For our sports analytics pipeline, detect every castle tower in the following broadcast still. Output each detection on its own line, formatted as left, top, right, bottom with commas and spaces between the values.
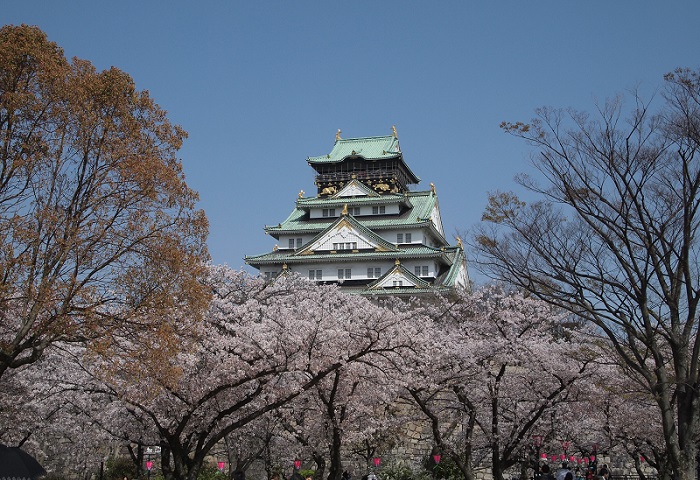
245, 128, 470, 296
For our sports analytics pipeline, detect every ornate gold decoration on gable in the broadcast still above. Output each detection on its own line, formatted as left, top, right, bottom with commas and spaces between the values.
320, 185, 337, 196
341, 204, 348, 216
333, 217, 353, 231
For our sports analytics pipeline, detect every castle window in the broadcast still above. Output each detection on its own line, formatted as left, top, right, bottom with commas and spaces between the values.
338, 268, 352, 280
323, 208, 336, 217
296, 238, 303, 248
397, 233, 403, 243
372, 206, 386, 215
367, 267, 381, 278
392, 280, 403, 287
309, 269, 322, 280
415, 266, 429, 277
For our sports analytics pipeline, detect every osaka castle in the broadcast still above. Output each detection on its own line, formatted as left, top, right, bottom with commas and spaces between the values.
245, 127, 470, 296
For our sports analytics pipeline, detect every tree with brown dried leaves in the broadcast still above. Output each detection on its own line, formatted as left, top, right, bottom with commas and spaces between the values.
0, 25, 209, 381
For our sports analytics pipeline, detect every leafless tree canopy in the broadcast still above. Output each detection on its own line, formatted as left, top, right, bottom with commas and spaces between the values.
474, 68, 700, 480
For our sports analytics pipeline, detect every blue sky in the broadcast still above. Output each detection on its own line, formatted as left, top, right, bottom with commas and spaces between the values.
4, 2, 699, 285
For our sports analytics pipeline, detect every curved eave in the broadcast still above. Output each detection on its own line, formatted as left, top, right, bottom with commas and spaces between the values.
307, 135, 401, 164
245, 247, 454, 267
306, 135, 421, 184
296, 194, 412, 209
307, 151, 402, 164
265, 219, 448, 242
439, 248, 467, 286
267, 191, 444, 236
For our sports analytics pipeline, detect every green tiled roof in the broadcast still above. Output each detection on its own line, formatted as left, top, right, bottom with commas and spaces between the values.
296, 193, 412, 209
267, 190, 442, 236
307, 135, 400, 164
245, 245, 459, 266
440, 248, 467, 286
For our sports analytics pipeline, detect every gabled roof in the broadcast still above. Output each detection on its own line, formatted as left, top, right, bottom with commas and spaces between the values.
333, 179, 380, 198
360, 246, 469, 296
367, 260, 432, 290
307, 135, 401, 164
296, 214, 398, 255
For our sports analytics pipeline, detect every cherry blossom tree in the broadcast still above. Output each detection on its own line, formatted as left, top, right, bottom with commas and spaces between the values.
3, 276, 660, 480
0, 344, 133, 479
276, 302, 417, 480
590, 361, 666, 478
61, 267, 424, 480
405, 286, 599, 480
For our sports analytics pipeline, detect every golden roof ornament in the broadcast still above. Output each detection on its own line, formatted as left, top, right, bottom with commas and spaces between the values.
456, 236, 463, 248
395, 259, 401, 265
273, 244, 278, 251
430, 182, 436, 195
298, 190, 304, 198
392, 125, 398, 138
342, 204, 348, 216
335, 129, 342, 141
